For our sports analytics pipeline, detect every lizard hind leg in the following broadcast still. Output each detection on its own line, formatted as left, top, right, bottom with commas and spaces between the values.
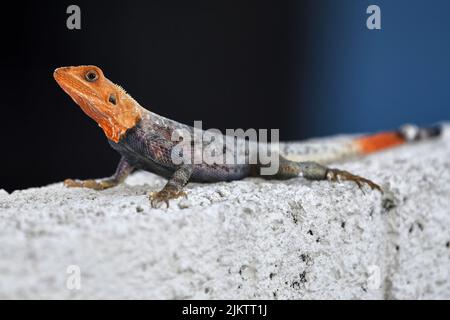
264, 155, 381, 192
297, 161, 382, 192
266, 156, 302, 180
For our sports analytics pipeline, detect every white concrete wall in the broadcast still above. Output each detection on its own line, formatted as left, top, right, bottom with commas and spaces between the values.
0, 127, 449, 299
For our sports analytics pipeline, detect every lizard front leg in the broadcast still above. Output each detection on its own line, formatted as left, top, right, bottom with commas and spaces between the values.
149, 165, 192, 208
64, 157, 134, 190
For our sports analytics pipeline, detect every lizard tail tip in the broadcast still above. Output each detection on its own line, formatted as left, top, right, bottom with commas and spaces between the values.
398, 124, 442, 141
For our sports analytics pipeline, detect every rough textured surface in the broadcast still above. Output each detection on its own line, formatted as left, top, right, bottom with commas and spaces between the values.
1, 127, 449, 299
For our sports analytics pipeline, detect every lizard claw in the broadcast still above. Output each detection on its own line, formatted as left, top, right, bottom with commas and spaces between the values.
148, 187, 187, 208
326, 169, 382, 193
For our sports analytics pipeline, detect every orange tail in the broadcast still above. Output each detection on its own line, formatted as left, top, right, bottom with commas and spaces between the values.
355, 132, 405, 154
284, 124, 442, 165
355, 124, 442, 155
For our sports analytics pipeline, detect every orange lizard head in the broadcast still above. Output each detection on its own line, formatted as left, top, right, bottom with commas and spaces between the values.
54, 65, 143, 143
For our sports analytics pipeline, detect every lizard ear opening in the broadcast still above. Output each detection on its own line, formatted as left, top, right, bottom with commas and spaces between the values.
108, 93, 117, 105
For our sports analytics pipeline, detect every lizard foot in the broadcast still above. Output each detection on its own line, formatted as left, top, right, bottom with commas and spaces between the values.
64, 179, 115, 191
326, 169, 382, 192
148, 187, 187, 208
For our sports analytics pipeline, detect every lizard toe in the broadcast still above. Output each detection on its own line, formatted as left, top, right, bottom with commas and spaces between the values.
148, 188, 187, 208
326, 169, 382, 193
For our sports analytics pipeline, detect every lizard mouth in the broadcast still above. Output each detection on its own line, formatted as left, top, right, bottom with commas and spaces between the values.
54, 67, 108, 120
54, 68, 101, 104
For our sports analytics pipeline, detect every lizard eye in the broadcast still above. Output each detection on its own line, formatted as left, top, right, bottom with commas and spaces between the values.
85, 70, 98, 82
108, 93, 117, 105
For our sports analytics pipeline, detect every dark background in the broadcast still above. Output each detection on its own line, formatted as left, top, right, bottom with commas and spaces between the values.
1, 0, 449, 192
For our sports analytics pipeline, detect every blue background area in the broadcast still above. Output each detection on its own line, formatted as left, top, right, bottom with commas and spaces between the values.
294, 0, 450, 137
2, 0, 450, 191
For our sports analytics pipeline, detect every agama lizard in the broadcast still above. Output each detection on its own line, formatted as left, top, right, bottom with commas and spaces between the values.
54, 65, 442, 208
